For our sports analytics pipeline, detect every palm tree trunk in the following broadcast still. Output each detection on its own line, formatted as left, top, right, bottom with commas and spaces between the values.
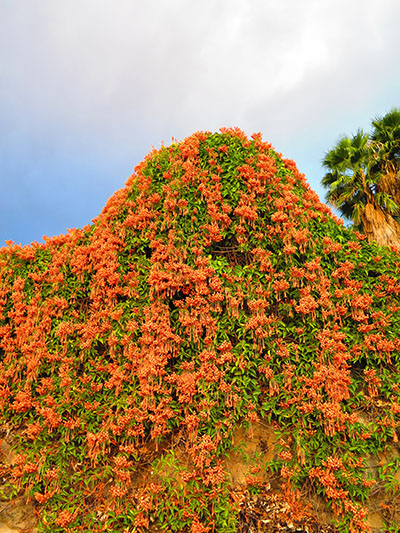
361, 202, 400, 248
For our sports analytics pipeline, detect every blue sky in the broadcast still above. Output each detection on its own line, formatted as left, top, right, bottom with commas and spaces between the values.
1, 0, 400, 246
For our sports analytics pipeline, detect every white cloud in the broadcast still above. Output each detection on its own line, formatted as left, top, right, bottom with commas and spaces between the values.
1, 0, 400, 243
1, 0, 399, 137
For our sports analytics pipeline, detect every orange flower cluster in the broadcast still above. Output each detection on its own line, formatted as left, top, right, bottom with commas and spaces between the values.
1, 128, 399, 531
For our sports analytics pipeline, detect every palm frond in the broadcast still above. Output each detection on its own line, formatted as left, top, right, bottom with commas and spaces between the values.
374, 192, 400, 216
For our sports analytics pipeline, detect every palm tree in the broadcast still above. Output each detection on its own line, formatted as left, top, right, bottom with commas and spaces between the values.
370, 108, 400, 209
322, 125, 400, 248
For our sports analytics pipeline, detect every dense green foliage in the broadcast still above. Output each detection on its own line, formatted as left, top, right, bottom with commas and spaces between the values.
1, 128, 400, 532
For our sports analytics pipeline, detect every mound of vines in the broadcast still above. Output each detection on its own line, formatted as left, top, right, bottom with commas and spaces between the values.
1, 128, 400, 532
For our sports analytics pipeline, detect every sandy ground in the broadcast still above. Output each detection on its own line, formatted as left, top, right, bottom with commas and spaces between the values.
0, 523, 20, 533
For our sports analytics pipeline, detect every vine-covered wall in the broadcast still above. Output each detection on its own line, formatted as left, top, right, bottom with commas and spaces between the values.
1, 129, 400, 532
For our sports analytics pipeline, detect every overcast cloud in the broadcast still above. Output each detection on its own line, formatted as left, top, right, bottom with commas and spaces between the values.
1, 0, 400, 245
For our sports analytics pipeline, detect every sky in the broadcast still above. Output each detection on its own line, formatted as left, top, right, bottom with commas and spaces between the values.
1, 0, 400, 247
